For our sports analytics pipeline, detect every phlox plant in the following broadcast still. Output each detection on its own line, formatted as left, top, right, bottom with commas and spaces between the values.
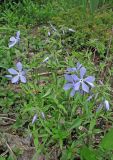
1, 23, 112, 160
64, 63, 95, 96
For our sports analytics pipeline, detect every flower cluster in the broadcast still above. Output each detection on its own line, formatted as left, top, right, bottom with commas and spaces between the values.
64, 63, 95, 97
4, 29, 110, 127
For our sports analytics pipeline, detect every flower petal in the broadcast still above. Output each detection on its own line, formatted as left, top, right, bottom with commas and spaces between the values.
84, 76, 95, 83
80, 67, 86, 79
87, 82, 95, 88
5, 75, 13, 80
104, 100, 110, 111
63, 83, 73, 90
16, 31, 20, 39
67, 67, 76, 72
8, 68, 18, 75
9, 41, 16, 48
76, 62, 82, 70
10, 36, 16, 42
70, 89, 76, 97
74, 81, 80, 91
32, 114, 38, 124
21, 70, 26, 76
72, 74, 79, 81
84, 76, 95, 88
20, 75, 26, 83
64, 74, 73, 82
82, 82, 89, 93
11, 75, 19, 83
16, 62, 22, 71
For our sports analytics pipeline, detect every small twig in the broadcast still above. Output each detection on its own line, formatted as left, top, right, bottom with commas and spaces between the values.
0, 114, 7, 116
0, 117, 16, 122
49, 22, 57, 31
38, 70, 64, 76
38, 72, 52, 76
92, 48, 97, 62
6, 142, 17, 160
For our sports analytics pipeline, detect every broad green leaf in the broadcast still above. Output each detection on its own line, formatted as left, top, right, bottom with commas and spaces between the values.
0, 157, 6, 160
100, 128, 113, 150
80, 146, 97, 160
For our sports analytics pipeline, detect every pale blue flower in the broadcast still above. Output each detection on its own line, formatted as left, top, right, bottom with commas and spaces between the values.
63, 74, 75, 97
48, 31, 51, 36
104, 100, 110, 111
67, 62, 82, 73
6, 62, 26, 84
97, 99, 110, 111
9, 31, 20, 48
32, 114, 38, 124
64, 66, 95, 97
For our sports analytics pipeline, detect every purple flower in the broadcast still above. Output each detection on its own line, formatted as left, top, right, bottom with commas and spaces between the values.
48, 31, 51, 36
5, 62, 26, 84
67, 62, 82, 73
104, 100, 110, 111
64, 67, 95, 97
32, 114, 38, 124
72, 67, 95, 92
97, 99, 110, 112
63, 74, 76, 97
9, 31, 20, 48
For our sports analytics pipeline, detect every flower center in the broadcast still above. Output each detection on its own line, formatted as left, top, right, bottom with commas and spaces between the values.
18, 71, 22, 76
80, 79, 83, 83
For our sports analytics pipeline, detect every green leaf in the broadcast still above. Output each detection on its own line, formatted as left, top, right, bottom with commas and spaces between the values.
42, 88, 52, 98
80, 146, 97, 160
69, 118, 82, 131
82, 0, 87, 11
0, 157, 6, 160
100, 128, 113, 150
88, 119, 96, 134
89, 0, 99, 13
